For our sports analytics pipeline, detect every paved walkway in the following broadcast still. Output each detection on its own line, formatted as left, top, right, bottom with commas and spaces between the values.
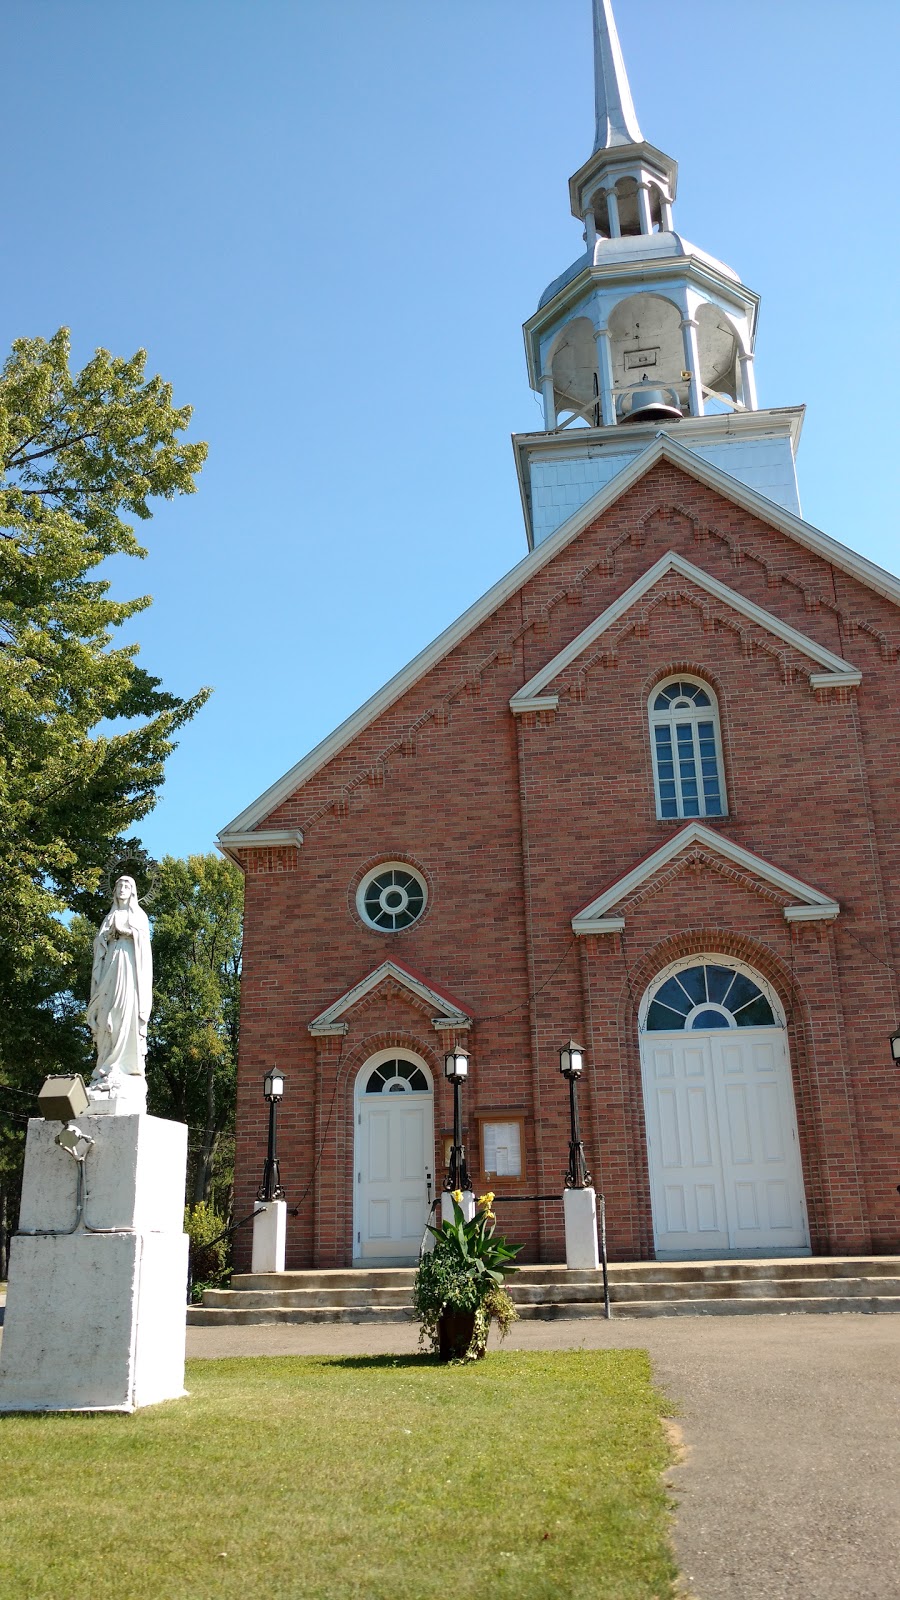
187, 1313, 900, 1600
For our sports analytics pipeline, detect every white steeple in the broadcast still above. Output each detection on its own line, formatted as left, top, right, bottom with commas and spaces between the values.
512, 0, 804, 551
592, 0, 643, 150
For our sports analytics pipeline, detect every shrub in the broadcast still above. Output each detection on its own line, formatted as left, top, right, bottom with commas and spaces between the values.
185, 1201, 230, 1298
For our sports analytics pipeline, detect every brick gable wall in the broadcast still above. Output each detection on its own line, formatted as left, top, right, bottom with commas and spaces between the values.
233, 463, 900, 1265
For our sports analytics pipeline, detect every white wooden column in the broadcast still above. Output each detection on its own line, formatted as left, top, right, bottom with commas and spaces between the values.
583, 209, 597, 255
604, 187, 621, 239
740, 350, 758, 411
660, 195, 674, 231
594, 326, 616, 426
541, 373, 557, 432
637, 183, 653, 235
681, 317, 704, 417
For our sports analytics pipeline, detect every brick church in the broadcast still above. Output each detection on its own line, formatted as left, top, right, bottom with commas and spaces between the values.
221, 1, 900, 1268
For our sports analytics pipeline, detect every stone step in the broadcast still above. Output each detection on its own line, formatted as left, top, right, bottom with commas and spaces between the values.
517, 1296, 900, 1320
228, 1256, 900, 1294
188, 1256, 900, 1327
198, 1274, 900, 1313
189, 1304, 418, 1327
187, 1292, 900, 1328
201, 1286, 416, 1309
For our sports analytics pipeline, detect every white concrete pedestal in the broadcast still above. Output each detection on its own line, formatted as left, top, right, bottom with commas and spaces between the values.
251, 1200, 286, 1273
0, 1113, 188, 1412
564, 1186, 600, 1270
441, 1189, 475, 1225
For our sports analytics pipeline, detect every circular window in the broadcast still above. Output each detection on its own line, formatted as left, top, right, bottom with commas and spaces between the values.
357, 862, 427, 932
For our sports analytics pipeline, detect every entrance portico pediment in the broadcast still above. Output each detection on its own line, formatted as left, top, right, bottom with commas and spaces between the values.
308, 959, 472, 1037
571, 822, 840, 934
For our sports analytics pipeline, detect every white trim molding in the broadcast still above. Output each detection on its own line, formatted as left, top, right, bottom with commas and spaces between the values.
216, 829, 304, 864
220, 433, 898, 838
308, 960, 472, 1036
511, 550, 860, 711
571, 822, 840, 934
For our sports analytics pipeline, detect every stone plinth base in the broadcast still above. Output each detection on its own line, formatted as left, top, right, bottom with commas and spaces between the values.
564, 1186, 600, 1271
252, 1200, 286, 1273
0, 1113, 188, 1413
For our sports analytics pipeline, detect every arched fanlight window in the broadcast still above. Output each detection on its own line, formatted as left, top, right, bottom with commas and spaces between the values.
649, 677, 727, 820
364, 1058, 430, 1094
644, 961, 779, 1032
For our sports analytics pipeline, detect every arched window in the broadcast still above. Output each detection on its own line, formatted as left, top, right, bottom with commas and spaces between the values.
643, 960, 780, 1032
649, 677, 726, 820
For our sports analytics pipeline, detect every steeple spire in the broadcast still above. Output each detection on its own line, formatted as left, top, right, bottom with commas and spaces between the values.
593, 0, 643, 151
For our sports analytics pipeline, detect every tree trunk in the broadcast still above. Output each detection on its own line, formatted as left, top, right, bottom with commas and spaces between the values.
0, 1185, 7, 1282
192, 1060, 218, 1204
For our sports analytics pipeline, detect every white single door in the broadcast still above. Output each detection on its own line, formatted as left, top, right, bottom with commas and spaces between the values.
355, 1056, 434, 1261
641, 1028, 808, 1256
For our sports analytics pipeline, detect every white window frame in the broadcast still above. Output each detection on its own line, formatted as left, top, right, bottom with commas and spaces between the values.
356, 861, 428, 933
648, 675, 728, 821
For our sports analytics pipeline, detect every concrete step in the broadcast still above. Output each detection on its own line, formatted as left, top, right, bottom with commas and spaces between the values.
201, 1286, 415, 1310
187, 1256, 900, 1326
189, 1304, 418, 1327
519, 1296, 900, 1320
515, 1276, 900, 1304
187, 1291, 900, 1327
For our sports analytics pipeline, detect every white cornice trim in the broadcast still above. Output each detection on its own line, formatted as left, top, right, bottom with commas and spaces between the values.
510, 550, 860, 709
220, 434, 900, 835
216, 829, 304, 864
571, 822, 840, 933
307, 960, 472, 1034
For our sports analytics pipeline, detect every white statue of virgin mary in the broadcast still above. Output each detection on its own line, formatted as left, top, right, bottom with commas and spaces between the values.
85, 875, 153, 1106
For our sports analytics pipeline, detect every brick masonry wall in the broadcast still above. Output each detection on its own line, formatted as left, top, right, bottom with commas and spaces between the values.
232, 463, 900, 1266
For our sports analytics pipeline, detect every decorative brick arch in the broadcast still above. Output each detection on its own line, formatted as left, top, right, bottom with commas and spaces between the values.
311, 1024, 445, 1268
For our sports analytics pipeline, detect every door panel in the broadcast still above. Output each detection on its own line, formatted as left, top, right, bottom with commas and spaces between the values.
643, 1037, 730, 1253
642, 1026, 808, 1255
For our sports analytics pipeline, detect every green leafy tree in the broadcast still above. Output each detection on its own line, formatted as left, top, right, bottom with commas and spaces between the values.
0, 327, 208, 1050
146, 854, 243, 1207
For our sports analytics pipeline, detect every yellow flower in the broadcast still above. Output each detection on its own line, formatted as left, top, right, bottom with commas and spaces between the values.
477, 1192, 495, 1208
451, 1189, 463, 1203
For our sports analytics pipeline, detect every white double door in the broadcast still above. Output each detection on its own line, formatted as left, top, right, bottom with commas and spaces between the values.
640, 1028, 809, 1257
355, 1094, 433, 1261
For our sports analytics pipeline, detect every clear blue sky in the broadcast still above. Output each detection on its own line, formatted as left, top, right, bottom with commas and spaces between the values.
2, 1, 897, 861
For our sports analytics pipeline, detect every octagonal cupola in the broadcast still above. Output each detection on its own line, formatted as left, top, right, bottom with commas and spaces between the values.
526, 0, 761, 433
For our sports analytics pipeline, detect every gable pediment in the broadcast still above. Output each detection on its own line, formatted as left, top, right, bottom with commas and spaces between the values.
308, 960, 472, 1036
511, 551, 861, 712
572, 822, 840, 934
220, 433, 896, 844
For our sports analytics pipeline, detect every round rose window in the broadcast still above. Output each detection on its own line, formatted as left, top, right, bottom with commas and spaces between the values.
357, 863, 427, 932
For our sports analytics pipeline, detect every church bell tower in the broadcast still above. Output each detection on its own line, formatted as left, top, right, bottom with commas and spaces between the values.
514, 0, 804, 549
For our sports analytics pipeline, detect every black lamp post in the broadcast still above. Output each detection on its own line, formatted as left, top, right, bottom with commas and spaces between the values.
257, 1068, 286, 1202
443, 1045, 472, 1193
559, 1040, 592, 1190
890, 1029, 900, 1066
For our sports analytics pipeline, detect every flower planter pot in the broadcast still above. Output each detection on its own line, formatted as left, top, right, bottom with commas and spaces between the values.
437, 1309, 484, 1362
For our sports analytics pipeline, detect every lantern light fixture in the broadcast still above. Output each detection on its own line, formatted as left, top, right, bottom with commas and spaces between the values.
890, 1029, 900, 1066
263, 1068, 285, 1103
444, 1046, 469, 1083
559, 1040, 584, 1079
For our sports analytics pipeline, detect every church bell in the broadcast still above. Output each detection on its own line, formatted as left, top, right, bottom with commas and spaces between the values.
618, 375, 684, 425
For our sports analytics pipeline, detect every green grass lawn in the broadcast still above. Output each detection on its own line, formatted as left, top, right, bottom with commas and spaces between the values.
0, 1351, 677, 1600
